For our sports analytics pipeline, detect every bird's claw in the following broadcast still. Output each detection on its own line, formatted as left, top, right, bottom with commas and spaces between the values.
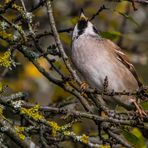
80, 82, 89, 96
132, 99, 147, 119
135, 107, 147, 119
80, 82, 89, 91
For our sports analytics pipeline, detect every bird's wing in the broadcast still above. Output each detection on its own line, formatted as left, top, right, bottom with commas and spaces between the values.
104, 39, 142, 87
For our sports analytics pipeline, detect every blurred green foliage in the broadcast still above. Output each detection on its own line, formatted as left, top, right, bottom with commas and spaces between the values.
123, 128, 146, 148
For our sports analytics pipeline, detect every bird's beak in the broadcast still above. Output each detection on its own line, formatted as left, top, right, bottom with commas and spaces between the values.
79, 10, 88, 21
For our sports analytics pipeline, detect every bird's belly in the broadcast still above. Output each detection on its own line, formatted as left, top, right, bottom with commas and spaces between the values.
72, 49, 137, 92
74, 58, 120, 90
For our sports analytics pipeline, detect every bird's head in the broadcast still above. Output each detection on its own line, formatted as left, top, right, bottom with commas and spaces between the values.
72, 10, 99, 40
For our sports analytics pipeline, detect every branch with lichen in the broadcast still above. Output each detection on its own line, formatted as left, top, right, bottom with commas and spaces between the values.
0, 91, 147, 147
0, 105, 37, 148
0, 93, 103, 147
22, 103, 148, 128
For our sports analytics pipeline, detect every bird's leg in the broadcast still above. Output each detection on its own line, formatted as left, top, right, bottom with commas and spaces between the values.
130, 98, 147, 118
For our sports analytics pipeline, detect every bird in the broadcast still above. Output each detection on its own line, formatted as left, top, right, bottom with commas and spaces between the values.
70, 10, 147, 117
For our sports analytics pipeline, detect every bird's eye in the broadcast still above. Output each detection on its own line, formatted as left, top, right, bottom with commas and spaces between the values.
93, 26, 98, 34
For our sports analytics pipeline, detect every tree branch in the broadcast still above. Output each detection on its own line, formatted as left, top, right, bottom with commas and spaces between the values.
0, 115, 38, 148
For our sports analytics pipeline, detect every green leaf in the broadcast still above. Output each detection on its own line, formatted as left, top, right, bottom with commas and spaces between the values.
123, 130, 139, 145
131, 128, 146, 148
0, 82, 3, 92
123, 128, 146, 148
118, 12, 140, 27
100, 31, 121, 40
141, 101, 148, 110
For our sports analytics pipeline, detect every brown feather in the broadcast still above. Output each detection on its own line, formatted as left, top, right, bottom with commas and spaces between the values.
105, 39, 143, 88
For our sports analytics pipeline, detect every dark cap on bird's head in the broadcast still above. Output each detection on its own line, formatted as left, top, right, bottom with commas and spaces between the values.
72, 9, 99, 40
77, 9, 88, 34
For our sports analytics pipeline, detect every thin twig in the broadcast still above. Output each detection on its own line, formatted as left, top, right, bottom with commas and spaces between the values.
0, 115, 38, 148
45, 0, 81, 85
89, 5, 108, 21
22, 103, 148, 129
107, 129, 132, 148
0, 0, 16, 14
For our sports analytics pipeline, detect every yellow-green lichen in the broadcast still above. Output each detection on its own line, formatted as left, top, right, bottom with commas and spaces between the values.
0, 106, 8, 120
21, 105, 44, 120
0, 30, 13, 40
0, 106, 3, 115
100, 145, 110, 148
14, 126, 25, 140
63, 131, 71, 136
80, 134, 89, 144
48, 121, 61, 136
21, 105, 61, 136
0, 51, 13, 68
12, 4, 23, 12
